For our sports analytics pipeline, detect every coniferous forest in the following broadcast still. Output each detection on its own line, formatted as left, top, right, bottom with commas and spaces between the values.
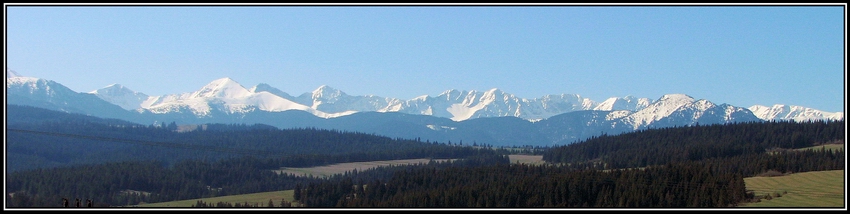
298, 121, 843, 208
4, 105, 846, 208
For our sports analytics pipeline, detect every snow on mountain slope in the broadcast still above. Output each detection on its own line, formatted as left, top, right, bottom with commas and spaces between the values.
250, 83, 297, 101
190, 77, 251, 99
88, 84, 150, 110
6, 69, 77, 100
622, 94, 697, 129
614, 94, 764, 130
7, 76, 70, 98
525, 94, 597, 119
445, 88, 503, 121
7, 68, 22, 78
6, 71, 135, 119
93, 77, 844, 123
311, 85, 343, 106
139, 78, 350, 118
606, 110, 632, 121
749, 104, 845, 122
593, 95, 652, 111
388, 89, 473, 119
294, 85, 403, 114
390, 88, 597, 121
17, 72, 841, 123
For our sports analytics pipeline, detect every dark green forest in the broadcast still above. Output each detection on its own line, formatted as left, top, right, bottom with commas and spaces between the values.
5, 105, 506, 207
4, 105, 846, 208
299, 161, 747, 207
6, 105, 498, 172
296, 120, 844, 208
542, 120, 844, 169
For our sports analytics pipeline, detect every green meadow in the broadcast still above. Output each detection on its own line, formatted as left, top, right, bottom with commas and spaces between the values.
740, 170, 844, 207
133, 190, 298, 208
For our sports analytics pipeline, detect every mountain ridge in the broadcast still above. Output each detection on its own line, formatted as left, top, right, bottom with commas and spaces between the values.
6, 71, 844, 146
7, 70, 843, 123
87, 76, 843, 123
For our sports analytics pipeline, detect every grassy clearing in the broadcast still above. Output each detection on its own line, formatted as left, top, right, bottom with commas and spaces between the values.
508, 155, 545, 165
796, 144, 845, 152
739, 170, 844, 207
132, 190, 297, 208
272, 155, 551, 179
273, 158, 454, 178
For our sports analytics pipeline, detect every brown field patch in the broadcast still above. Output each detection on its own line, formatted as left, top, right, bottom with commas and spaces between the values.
509, 154, 545, 165
273, 158, 454, 178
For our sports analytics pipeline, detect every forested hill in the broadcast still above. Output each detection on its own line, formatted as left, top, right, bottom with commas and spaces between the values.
5, 105, 846, 208
297, 120, 844, 208
543, 120, 844, 170
5, 105, 488, 172
6, 104, 141, 126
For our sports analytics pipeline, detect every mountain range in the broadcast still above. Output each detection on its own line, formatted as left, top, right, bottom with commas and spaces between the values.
6, 68, 844, 146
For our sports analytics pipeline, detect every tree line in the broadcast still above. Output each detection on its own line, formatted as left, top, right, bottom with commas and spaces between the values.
294, 120, 844, 208
298, 161, 748, 207
5, 108, 506, 207
542, 120, 843, 170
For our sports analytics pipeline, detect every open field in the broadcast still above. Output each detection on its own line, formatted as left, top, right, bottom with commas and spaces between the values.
273, 158, 455, 178
508, 154, 545, 165
797, 144, 845, 152
275, 155, 546, 178
133, 190, 297, 208
739, 170, 845, 207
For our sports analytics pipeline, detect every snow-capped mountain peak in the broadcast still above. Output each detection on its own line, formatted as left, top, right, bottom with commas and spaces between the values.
89, 83, 131, 94
593, 95, 653, 111
8, 71, 843, 148
5, 68, 40, 85
139, 77, 354, 118
438, 89, 463, 101
190, 77, 250, 99
249, 83, 273, 93
748, 104, 844, 122
623, 93, 704, 129
7, 68, 22, 78
11, 71, 842, 126
88, 84, 150, 110
658, 93, 695, 103
7, 76, 59, 96
250, 83, 295, 100
693, 99, 716, 111
312, 85, 345, 101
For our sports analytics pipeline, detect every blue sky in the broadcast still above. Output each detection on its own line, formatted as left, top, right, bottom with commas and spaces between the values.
4, 4, 846, 112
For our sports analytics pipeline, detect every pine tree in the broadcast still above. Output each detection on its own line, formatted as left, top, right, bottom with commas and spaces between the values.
294, 183, 302, 201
